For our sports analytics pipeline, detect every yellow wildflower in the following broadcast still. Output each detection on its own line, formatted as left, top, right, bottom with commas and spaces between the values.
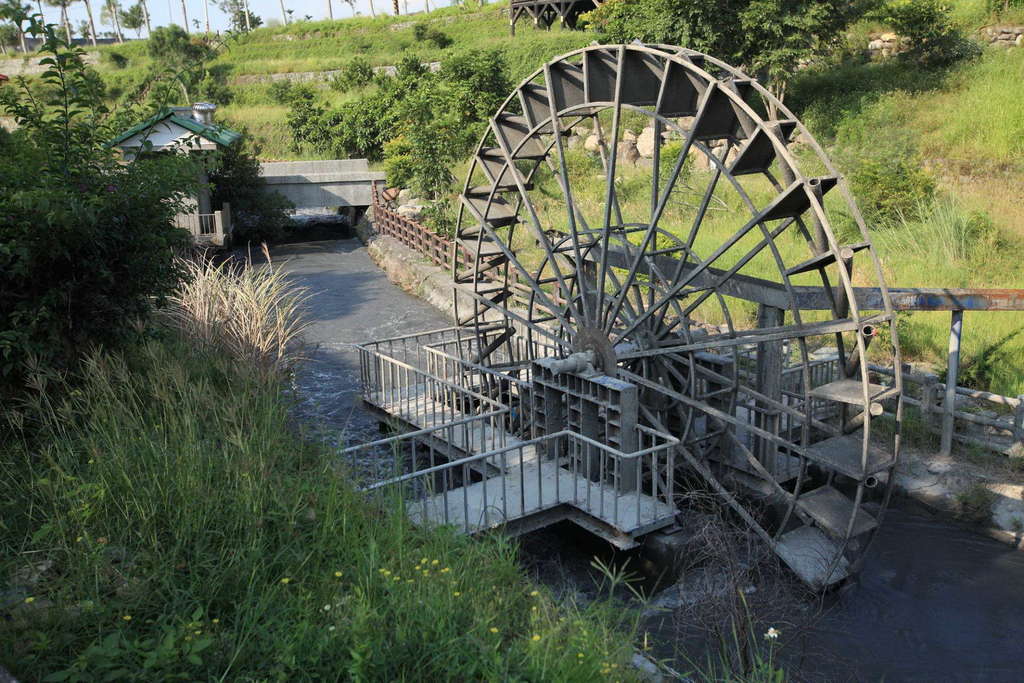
489, 627, 499, 633
431, 559, 439, 566
122, 615, 132, 621
280, 577, 291, 584
453, 591, 462, 597
334, 571, 343, 578
24, 597, 35, 604
212, 619, 220, 624
530, 590, 539, 597
531, 634, 541, 642
441, 567, 450, 573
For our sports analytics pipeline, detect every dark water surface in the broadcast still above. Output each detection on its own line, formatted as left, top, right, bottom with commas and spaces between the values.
278, 238, 1024, 682
791, 505, 1024, 682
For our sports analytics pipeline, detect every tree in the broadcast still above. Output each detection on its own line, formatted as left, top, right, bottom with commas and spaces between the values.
583, 0, 876, 93
0, 2, 31, 52
325, 0, 331, 19
147, 23, 215, 99
100, 0, 124, 42
0, 21, 19, 53
178, 0, 188, 33
81, 0, 98, 45
278, 0, 287, 24
0, 19, 196, 398
119, 1, 144, 36
44, 0, 73, 43
218, 0, 259, 31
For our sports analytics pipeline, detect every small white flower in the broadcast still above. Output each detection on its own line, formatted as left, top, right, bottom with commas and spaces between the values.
323, 604, 331, 611
764, 627, 780, 640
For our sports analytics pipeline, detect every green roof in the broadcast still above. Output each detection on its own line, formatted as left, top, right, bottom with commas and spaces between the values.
109, 107, 242, 148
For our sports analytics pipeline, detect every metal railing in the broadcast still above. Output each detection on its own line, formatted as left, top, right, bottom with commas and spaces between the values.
174, 202, 231, 245
343, 424, 678, 534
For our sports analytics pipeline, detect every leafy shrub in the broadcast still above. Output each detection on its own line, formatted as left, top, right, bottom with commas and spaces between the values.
877, 0, 982, 67
101, 50, 129, 69
329, 56, 375, 93
267, 79, 314, 105
580, 0, 679, 43
0, 23, 195, 400
412, 22, 453, 49
421, 197, 458, 237
847, 156, 936, 224
382, 135, 416, 189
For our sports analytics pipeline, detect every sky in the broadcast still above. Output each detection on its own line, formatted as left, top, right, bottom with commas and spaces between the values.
45, 1, 441, 37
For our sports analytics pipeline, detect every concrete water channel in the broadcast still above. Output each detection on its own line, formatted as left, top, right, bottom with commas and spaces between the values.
270, 236, 1024, 682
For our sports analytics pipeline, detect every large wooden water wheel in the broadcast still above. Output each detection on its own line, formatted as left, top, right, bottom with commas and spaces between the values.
452, 44, 903, 589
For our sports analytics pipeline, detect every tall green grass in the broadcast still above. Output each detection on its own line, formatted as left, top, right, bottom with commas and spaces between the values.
0, 335, 640, 680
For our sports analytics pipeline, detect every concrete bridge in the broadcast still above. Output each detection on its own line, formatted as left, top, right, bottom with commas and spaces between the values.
259, 160, 385, 210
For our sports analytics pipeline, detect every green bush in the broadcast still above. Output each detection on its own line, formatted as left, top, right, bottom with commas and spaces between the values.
101, 50, 129, 69
877, 0, 982, 67
382, 135, 416, 189
267, 79, 314, 105
329, 55, 375, 93
0, 23, 195, 400
412, 22, 453, 49
847, 156, 936, 224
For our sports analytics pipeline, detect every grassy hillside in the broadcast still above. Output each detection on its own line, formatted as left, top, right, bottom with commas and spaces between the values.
83, 1, 1024, 394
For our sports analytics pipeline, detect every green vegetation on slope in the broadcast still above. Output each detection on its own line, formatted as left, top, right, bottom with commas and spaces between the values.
0, 335, 639, 680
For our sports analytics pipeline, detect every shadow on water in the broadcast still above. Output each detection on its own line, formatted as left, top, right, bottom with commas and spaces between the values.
784, 503, 1024, 682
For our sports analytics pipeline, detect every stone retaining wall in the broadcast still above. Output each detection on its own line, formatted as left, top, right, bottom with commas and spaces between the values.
231, 61, 441, 85
981, 24, 1024, 47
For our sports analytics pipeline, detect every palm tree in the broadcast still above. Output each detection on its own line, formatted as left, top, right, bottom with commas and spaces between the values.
324, 0, 331, 20
367, 0, 374, 17
391, 0, 397, 15
100, 0, 123, 42
179, 0, 188, 32
45, 0, 73, 43
81, 0, 98, 45
278, 0, 287, 25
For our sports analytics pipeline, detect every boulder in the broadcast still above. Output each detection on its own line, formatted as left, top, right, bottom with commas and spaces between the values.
636, 127, 657, 158
689, 146, 711, 171
880, 32, 898, 42
566, 134, 584, 150
1017, 33, 1023, 47
617, 140, 641, 165
622, 130, 638, 143
397, 188, 413, 203
584, 134, 603, 153
396, 204, 424, 221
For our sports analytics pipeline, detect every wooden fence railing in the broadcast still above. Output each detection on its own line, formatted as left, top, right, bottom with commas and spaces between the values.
369, 183, 1024, 458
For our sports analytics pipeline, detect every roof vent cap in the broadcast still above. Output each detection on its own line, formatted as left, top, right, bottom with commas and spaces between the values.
192, 102, 216, 125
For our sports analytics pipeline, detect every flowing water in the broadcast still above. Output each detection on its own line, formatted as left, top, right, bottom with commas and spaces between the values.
277, 237, 1024, 682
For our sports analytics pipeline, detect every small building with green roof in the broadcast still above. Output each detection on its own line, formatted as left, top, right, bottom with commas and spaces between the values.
111, 103, 241, 246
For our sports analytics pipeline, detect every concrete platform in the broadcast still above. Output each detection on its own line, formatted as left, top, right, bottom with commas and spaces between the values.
407, 460, 677, 538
